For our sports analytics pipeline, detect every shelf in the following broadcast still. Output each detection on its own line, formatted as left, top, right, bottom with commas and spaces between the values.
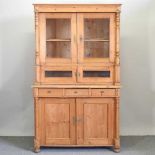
84, 39, 109, 42
46, 39, 71, 42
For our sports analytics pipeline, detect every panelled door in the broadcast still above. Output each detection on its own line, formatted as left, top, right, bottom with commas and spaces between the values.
39, 13, 77, 64
76, 98, 114, 145
42, 98, 76, 145
77, 13, 115, 63
41, 98, 114, 145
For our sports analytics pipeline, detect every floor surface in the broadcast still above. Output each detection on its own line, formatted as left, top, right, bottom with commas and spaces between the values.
0, 136, 154, 155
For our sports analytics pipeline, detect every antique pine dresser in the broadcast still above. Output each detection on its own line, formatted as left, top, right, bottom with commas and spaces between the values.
33, 4, 121, 153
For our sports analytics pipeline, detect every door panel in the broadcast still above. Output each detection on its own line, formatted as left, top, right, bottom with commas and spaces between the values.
78, 65, 114, 84
42, 98, 76, 145
39, 13, 77, 64
41, 65, 76, 84
76, 98, 114, 145
77, 13, 115, 63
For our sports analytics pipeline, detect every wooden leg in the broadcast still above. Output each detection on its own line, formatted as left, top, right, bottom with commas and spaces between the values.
113, 97, 120, 153
34, 96, 41, 153
34, 147, 40, 153
34, 138, 40, 153
113, 147, 120, 153
113, 138, 120, 153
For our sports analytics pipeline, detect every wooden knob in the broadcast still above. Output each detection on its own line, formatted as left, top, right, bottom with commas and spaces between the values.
47, 90, 51, 93
74, 91, 77, 94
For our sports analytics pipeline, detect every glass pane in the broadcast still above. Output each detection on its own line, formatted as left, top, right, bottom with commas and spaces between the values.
46, 42, 70, 58
46, 19, 70, 39
84, 42, 109, 58
45, 71, 72, 77
84, 18, 110, 59
46, 19, 71, 58
84, 18, 109, 40
83, 71, 110, 77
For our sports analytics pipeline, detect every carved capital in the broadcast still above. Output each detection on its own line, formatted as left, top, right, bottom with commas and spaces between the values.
116, 97, 120, 106
35, 12, 39, 28
33, 88, 39, 97
116, 12, 120, 27
36, 51, 39, 56
34, 7, 39, 13
116, 55, 120, 65
116, 89, 120, 97
34, 97, 40, 103
115, 50, 120, 65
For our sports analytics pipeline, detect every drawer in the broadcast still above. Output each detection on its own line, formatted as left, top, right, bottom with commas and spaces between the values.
38, 89, 63, 97
64, 89, 89, 97
91, 89, 116, 97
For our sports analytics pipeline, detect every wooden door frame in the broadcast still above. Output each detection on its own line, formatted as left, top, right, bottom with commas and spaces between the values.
41, 98, 76, 145
77, 64, 114, 84
77, 13, 115, 63
39, 13, 77, 64
40, 65, 77, 84
76, 98, 114, 145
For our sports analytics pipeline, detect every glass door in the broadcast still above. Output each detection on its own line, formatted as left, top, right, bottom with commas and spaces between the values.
77, 65, 114, 84
41, 65, 76, 84
77, 13, 115, 63
39, 13, 77, 64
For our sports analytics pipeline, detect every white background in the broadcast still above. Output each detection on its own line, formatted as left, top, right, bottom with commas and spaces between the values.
0, 0, 155, 136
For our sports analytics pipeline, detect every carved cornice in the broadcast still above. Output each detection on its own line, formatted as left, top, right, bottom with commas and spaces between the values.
33, 4, 121, 13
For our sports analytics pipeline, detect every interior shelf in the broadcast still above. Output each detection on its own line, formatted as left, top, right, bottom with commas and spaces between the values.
46, 39, 71, 42
84, 39, 109, 42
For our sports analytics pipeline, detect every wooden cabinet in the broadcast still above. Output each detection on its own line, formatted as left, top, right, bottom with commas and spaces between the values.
33, 4, 121, 153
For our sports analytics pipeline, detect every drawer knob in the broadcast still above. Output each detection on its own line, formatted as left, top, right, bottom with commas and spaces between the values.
74, 91, 78, 94
47, 90, 51, 93
101, 91, 104, 94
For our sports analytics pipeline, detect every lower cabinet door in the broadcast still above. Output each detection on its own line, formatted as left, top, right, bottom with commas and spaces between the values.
76, 98, 114, 145
42, 98, 76, 145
